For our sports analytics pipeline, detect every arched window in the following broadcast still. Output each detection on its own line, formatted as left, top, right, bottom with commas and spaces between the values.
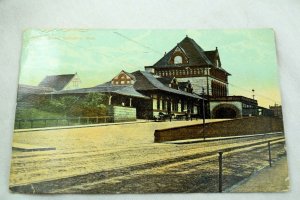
174, 56, 183, 64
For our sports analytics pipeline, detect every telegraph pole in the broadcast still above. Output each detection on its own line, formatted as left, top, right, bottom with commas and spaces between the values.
201, 87, 206, 140
252, 89, 255, 100
252, 89, 256, 116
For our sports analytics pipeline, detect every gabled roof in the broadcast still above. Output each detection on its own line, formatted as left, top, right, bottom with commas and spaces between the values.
38, 74, 76, 91
131, 71, 202, 99
123, 70, 136, 81
152, 36, 213, 67
204, 50, 219, 65
204, 49, 230, 74
112, 70, 136, 81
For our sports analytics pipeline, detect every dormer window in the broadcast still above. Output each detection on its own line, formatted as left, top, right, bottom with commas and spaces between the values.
186, 80, 193, 93
170, 78, 179, 89
174, 56, 183, 64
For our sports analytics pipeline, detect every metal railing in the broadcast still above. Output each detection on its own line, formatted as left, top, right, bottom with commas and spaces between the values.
217, 138, 285, 192
15, 116, 114, 129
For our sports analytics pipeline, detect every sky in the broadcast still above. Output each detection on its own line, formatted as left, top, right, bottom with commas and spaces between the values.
19, 29, 282, 108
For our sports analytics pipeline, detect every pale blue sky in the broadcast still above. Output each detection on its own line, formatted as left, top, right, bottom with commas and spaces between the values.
19, 29, 281, 107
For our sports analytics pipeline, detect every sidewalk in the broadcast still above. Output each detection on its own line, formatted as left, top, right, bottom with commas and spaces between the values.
228, 157, 289, 192
164, 132, 283, 144
14, 119, 227, 133
14, 119, 151, 132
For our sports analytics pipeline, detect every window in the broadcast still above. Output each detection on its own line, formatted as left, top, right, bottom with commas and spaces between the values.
174, 56, 183, 64
72, 81, 79, 87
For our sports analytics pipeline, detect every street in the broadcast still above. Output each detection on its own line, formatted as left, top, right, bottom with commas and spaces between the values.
10, 120, 287, 193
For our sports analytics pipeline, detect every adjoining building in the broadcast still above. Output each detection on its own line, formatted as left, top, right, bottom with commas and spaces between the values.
210, 96, 258, 118
130, 70, 202, 119
16, 73, 81, 110
38, 73, 81, 91
269, 104, 283, 118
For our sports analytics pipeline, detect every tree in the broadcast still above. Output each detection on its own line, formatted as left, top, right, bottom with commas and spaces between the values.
32, 93, 108, 117
81, 93, 107, 117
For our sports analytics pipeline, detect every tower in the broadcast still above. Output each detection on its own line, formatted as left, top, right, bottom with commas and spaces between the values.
145, 36, 231, 97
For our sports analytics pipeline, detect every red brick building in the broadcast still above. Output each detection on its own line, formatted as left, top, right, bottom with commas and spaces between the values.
145, 36, 261, 118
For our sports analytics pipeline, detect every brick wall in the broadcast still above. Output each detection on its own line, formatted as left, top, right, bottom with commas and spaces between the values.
154, 116, 284, 142
108, 106, 136, 122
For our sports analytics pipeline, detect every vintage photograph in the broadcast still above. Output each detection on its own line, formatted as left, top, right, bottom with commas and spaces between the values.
9, 29, 288, 193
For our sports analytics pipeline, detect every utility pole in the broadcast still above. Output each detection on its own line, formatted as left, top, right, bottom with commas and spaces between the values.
206, 67, 210, 118
252, 89, 256, 116
252, 89, 255, 100
201, 87, 206, 140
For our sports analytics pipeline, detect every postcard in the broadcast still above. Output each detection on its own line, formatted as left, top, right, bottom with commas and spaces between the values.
9, 29, 288, 193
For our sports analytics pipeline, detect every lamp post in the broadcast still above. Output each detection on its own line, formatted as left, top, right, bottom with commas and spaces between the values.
201, 87, 206, 140
252, 89, 256, 116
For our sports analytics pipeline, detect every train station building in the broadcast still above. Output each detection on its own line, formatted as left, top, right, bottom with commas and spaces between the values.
145, 35, 262, 118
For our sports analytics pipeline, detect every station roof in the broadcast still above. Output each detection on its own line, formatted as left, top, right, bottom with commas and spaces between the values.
131, 70, 202, 99
52, 83, 150, 99
38, 74, 76, 91
149, 36, 230, 75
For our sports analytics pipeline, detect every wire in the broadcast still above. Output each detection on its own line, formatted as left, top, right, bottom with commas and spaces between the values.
113, 31, 163, 55
229, 83, 279, 104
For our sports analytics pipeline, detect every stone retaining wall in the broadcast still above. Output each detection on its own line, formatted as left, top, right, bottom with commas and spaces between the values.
108, 106, 136, 122
154, 117, 284, 142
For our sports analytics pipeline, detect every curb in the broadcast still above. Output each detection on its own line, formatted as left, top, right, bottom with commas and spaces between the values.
14, 120, 152, 133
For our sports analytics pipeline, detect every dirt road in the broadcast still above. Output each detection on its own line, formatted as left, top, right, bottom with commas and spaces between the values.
9, 120, 287, 193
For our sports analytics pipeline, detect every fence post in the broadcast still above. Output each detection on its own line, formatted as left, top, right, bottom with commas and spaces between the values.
218, 151, 223, 193
44, 119, 46, 127
67, 118, 70, 126
78, 117, 81, 124
18, 120, 21, 129
268, 141, 272, 167
30, 120, 33, 128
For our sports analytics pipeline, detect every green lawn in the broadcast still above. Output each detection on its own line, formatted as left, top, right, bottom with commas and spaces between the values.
14, 108, 109, 129
15, 108, 68, 129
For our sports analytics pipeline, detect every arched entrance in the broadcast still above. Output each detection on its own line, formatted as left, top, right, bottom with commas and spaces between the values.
212, 104, 241, 119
